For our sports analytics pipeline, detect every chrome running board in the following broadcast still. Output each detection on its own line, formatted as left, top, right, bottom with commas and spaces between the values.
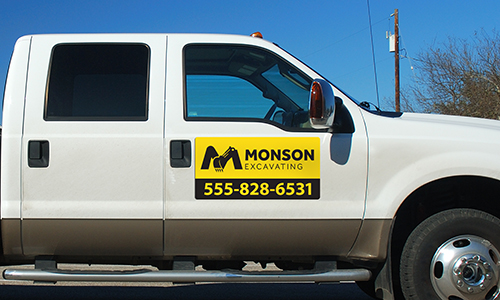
3, 268, 371, 283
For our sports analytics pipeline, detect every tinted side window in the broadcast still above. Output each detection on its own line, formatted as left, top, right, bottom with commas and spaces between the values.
186, 75, 273, 118
184, 44, 313, 130
45, 44, 149, 121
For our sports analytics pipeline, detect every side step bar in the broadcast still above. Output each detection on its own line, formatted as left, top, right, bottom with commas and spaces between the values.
3, 268, 371, 284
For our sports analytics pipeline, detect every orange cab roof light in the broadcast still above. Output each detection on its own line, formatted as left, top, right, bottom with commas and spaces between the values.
251, 32, 263, 38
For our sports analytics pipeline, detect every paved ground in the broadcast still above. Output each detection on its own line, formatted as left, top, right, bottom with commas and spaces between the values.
0, 264, 375, 300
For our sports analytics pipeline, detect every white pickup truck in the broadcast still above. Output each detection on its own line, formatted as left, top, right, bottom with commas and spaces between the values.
2, 33, 500, 300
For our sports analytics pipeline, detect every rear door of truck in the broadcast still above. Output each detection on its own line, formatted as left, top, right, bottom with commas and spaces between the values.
20, 34, 166, 257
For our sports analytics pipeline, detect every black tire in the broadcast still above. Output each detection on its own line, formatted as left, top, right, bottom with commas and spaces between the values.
400, 208, 500, 300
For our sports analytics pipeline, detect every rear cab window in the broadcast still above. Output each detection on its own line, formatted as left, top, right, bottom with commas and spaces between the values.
45, 43, 150, 121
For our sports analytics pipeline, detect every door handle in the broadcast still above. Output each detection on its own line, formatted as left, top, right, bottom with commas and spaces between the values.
28, 140, 49, 168
170, 140, 191, 168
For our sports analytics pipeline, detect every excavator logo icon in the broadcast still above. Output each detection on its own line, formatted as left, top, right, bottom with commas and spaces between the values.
201, 146, 243, 172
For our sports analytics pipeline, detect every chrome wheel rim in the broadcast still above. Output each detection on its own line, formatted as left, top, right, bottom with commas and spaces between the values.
431, 235, 500, 300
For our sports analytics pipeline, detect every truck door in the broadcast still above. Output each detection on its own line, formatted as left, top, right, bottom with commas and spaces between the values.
163, 40, 368, 258
21, 35, 166, 256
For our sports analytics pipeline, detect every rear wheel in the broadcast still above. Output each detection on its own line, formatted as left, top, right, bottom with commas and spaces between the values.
400, 208, 500, 300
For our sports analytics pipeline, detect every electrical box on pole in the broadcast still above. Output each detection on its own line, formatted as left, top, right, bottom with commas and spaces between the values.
389, 34, 396, 52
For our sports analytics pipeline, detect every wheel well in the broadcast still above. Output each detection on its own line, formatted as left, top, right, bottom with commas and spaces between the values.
389, 175, 500, 296
393, 176, 500, 250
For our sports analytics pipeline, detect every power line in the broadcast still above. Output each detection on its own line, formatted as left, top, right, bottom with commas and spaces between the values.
330, 56, 392, 80
303, 16, 387, 58
366, 0, 380, 107
400, 35, 418, 80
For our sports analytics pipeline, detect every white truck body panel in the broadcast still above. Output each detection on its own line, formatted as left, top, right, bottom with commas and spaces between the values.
21, 34, 167, 219
363, 112, 500, 219
1, 36, 31, 219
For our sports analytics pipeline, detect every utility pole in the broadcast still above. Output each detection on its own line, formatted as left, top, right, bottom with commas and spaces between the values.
394, 9, 400, 112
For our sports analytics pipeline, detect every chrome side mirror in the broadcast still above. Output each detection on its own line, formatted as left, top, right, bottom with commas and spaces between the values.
308, 79, 335, 129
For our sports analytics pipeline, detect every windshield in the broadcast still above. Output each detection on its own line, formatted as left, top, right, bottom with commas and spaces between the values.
262, 64, 310, 110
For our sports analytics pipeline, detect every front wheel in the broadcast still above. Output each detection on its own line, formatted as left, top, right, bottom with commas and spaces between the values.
400, 209, 500, 300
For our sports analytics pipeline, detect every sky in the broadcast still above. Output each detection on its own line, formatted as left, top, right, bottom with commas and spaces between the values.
1, 0, 499, 124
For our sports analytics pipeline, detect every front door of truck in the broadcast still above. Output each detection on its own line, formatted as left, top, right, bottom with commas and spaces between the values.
163, 40, 368, 258
21, 35, 166, 256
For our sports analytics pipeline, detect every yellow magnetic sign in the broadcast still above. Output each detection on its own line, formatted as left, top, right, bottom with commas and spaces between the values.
195, 137, 320, 199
